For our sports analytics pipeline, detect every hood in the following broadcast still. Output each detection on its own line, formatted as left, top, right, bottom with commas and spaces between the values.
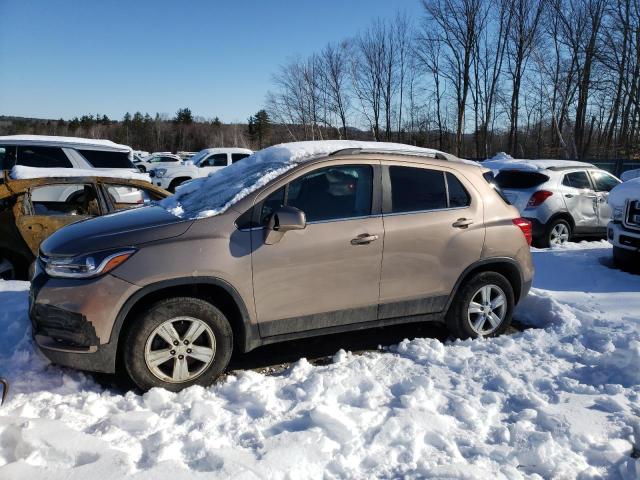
41, 206, 192, 256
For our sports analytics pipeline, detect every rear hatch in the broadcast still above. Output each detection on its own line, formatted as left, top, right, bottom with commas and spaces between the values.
493, 170, 550, 213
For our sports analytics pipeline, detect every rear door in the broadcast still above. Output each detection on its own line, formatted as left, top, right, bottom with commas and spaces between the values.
588, 170, 622, 228
379, 163, 484, 318
15, 183, 103, 255
560, 170, 598, 230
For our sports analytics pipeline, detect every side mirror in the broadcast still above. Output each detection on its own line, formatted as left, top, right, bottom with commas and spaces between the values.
265, 206, 306, 244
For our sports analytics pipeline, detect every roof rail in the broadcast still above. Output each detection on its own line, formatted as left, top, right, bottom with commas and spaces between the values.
329, 147, 438, 159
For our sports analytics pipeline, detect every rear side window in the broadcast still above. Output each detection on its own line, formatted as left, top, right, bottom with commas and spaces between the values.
232, 153, 250, 163
78, 149, 133, 168
590, 171, 620, 192
494, 170, 549, 189
17, 146, 72, 168
562, 171, 592, 189
389, 166, 447, 213
29, 184, 100, 216
446, 173, 470, 207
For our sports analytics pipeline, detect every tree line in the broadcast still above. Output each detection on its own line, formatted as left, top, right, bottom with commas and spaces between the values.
266, 0, 640, 160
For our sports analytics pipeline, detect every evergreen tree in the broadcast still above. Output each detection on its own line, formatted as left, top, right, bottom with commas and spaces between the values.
247, 109, 271, 149
174, 107, 193, 124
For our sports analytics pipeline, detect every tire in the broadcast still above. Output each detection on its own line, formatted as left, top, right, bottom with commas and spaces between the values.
0, 257, 15, 280
445, 272, 515, 339
168, 178, 188, 193
123, 297, 233, 392
537, 218, 571, 248
137, 165, 147, 173
612, 246, 640, 272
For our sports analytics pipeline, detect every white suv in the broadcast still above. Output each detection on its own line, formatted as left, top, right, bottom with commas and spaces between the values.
484, 159, 621, 247
149, 147, 253, 192
0, 135, 136, 175
133, 153, 183, 173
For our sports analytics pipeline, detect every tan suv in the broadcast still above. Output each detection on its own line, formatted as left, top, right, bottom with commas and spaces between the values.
30, 142, 534, 391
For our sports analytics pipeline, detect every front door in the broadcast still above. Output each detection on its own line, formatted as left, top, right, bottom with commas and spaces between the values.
251, 162, 383, 337
589, 170, 622, 228
560, 170, 598, 231
198, 153, 229, 176
379, 164, 485, 317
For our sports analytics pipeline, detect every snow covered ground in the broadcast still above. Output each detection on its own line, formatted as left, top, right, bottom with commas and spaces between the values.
0, 241, 639, 479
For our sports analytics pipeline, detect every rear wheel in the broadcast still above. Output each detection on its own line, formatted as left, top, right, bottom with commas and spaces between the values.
123, 297, 233, 391
446, 272, 514, 339
0, 257, 15, 280
538, 218, 571, 248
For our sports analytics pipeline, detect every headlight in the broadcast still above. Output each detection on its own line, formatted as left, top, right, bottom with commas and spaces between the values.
43, 249, 136, 279
154, 168, 167, 178
612, 206, 623, 222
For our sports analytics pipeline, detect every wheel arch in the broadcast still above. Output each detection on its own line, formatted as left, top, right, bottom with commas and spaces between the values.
547, 211, 575, 230
445, 257, 525, 314
113, 277, 257, 372
168, 177, 192, 192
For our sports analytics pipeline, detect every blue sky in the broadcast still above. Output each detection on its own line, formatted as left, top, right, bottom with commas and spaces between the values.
0, 0, 421, 123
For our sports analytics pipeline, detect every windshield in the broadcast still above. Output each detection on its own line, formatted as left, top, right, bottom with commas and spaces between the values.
160, 155, 293, 218
190, 150, 211, 166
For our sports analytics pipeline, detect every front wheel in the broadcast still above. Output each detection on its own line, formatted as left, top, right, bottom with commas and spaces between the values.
612, 246, 640, 272
446, 272, 514, 339
123, 297, 233, 391
0, 257, 15, 280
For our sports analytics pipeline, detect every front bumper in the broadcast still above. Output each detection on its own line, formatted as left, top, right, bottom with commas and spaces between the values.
29, 261, 139, 373
608, 221, 640, 252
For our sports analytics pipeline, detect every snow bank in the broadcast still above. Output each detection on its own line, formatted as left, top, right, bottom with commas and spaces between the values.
621, 168, 640, 182
482, 158, 594, 174
161, 141, 444, 219
11, 166, 150, 183
1, 243, 639, 478
609, 177, 640, 208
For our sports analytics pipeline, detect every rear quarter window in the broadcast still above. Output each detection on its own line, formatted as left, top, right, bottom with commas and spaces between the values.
494, 170, 549, 189
78, 149, 134, 168
17, 146, 72, 168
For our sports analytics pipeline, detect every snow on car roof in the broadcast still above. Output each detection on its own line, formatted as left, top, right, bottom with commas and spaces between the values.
11, 165, 150, 182
0, 135, 132, 152
161, 140, 451, 219
483, 157, 595, 173
608, 176, 640, 208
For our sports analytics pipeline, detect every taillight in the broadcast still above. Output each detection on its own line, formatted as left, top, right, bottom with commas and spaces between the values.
513, 217, 532, 246
526, 190, 553, 208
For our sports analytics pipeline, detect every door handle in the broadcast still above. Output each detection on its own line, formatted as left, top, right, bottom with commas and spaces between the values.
452, 218, 474, 229
351, 233, 379, 245
565, 194, 574, 198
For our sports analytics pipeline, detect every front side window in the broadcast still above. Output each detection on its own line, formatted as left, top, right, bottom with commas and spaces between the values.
78, 149, 133, 168
29, 184, 100, 216
563, 171, 592, 190
201, 154, 228, 167
590, 171, 620, 192
17, 146, 72, 168
389, 166, 447, 213
260, 165, 373, 224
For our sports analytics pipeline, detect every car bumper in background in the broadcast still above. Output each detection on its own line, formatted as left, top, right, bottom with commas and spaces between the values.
608, 222, 640, 251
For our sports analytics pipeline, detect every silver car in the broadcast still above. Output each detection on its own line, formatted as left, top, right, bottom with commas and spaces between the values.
487, 160, 621, 247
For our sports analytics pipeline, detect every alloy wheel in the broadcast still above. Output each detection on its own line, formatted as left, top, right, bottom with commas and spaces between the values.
549, 223, 570, 246
467, 284, 507, 336
144, 317, 216, 383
